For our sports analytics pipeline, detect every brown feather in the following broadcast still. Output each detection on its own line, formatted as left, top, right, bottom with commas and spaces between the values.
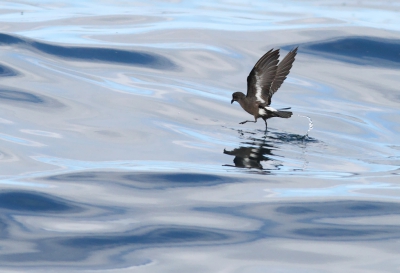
268, 47, 298, 104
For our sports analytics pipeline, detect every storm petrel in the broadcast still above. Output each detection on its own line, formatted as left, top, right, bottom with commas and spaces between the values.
231, 47, 297, 129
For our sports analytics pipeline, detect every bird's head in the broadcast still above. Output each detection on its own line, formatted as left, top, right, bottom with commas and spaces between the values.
231, 92, 245, 104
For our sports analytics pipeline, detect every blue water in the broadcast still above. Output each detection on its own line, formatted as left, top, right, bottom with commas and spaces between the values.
1, 0, 400, 271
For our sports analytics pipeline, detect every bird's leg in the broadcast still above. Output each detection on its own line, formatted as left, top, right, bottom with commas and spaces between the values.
263, 119, 268, 132
239, 120, 256, 124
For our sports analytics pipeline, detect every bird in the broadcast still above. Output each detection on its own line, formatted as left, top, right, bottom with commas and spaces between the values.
231, 47, 298, 130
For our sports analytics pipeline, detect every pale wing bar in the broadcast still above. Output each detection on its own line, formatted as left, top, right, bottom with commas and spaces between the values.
246, 49, 280, 104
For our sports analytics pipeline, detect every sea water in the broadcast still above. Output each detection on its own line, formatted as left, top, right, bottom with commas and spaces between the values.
0, 0, 400, 272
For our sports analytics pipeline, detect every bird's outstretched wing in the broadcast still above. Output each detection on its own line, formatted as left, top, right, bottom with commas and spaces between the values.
267, 47, 298, 105
246, 49, 280, 105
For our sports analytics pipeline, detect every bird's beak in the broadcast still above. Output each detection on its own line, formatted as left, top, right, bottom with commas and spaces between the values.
231, 99, 234, 104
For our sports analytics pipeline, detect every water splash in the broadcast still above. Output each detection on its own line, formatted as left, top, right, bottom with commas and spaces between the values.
298, 114, 313, 137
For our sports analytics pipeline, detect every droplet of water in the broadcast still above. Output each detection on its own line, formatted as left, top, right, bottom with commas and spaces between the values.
298, 115, 313, 137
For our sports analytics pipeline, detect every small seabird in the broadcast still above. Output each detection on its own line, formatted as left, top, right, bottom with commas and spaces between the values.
231, 47, 298, 129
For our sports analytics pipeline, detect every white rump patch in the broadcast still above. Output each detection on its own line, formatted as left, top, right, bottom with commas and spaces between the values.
265, 106, 277, 112
255, 74, 265, 103
258, 108, 266, 115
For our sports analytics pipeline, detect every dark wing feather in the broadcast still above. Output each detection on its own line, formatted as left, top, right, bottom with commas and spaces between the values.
246, 49, 280, 104
267, 47, 298, 104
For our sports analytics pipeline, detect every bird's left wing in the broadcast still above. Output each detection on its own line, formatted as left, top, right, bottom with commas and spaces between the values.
267, 47, 298, 104
246, 49, 280, 105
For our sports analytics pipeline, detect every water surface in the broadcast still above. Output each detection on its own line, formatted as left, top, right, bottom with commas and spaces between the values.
0, 0, 400, 272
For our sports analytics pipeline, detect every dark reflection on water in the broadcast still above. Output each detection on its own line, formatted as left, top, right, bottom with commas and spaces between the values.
277, 200, 400, 240
268, 131, 318, 144
0, 64, 18, 77
197, 200, 400, 241
224, 130, 317, 171
124, 173, 235, 188
62, 227, 228, 249
275, 201, 400, 216
0, 226, 235, 263
0, 191, 81, 213
0, 33, 177, 69
2, 187, 400, 266
294, 228, 377, 238
0, 220, 6, 238
46, 172, 238, 189
348, 203, 382, 211
276, 206, 314, 215
0, 86, 65, 111
0, 89, 44, 104
0, 88, 64, 108
292, 36, 400, 68
47, 172, 98, 181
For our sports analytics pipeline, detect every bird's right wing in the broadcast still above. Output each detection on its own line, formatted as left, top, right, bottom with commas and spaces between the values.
246, 49, 280, 105
267, 47, 298, 104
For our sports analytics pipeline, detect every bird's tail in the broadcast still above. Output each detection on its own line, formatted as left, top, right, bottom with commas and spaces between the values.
275, 110, 293, 118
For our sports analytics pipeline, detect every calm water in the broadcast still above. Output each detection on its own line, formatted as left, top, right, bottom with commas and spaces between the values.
1, 0, 400, 272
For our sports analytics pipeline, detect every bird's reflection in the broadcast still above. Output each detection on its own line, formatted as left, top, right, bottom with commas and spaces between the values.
224, 132, 282, 171
223, 129, 317, 172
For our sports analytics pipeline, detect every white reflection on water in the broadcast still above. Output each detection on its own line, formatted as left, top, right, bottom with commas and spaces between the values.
20, 129, 62, 138
270, 183, 400, 199
33, 156, 230, 173
0, 133, 45, 146
7, 1, 400, 35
